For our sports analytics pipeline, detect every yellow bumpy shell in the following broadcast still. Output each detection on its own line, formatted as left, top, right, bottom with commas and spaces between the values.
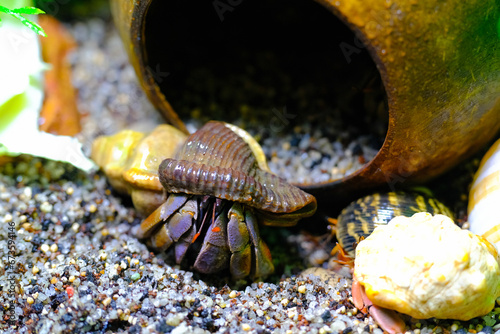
354, 212, 500, 320
91, 124, 187, 215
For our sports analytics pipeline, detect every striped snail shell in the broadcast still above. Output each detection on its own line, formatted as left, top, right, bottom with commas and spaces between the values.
336, 191, 454, 257
158, 121, 317, 219
468, 138, 500, 248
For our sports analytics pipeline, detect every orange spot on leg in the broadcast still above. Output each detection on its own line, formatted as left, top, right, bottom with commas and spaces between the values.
192, 233, 201, 243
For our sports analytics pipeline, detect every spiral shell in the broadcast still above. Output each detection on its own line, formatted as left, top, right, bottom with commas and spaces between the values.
337, 191, 454, 257
158, 121, 317, 217
468, 138, 500, 248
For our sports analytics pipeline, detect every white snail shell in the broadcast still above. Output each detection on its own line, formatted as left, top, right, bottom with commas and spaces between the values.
468, 138, 500, 248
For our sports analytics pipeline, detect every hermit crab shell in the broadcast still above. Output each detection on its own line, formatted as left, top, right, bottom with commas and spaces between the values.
354, 212, 500, 320
91, 124, 187, 215
158, 121, 317, 221
469, 138, 500, 248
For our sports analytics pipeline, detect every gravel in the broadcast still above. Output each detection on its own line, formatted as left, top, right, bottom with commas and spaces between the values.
0, 157, 369, 334
1, 18, 500, 334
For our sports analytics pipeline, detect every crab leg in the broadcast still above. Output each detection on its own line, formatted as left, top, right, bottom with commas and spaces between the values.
137, 193, 189, 239
150, 225, 173, 252
352, 279, 406, 334
137, 193, 198, 260
162, 199, 198, 263
174, 225, 196, 264
225, 203, 274, 279
193, 212, 230, 274
227, 203, 253, 279
244, 208, 274, 279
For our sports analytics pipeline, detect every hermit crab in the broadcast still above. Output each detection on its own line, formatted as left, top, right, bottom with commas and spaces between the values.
92, 121, 317, 279
352, 213, 500, 334
329, 192, 454, 332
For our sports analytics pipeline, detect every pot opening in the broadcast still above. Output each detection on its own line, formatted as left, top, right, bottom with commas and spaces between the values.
144, 0, 388, 186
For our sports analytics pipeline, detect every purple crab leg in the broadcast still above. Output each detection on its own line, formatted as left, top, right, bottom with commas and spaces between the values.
193, 213, 230, 274
227, 204, 252, 279
167, 199, 197, 241
137, 193, 189, 239
174, 226, 196, 264
157, 199, 198, 263
244, 209, 274, 278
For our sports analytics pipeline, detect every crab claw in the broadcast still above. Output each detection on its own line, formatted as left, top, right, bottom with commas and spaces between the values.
352, 279, 406, 334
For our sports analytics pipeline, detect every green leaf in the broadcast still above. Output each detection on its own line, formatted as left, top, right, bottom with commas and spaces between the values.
11, 7, 45, 15
0, 5, 46, 37
0, 5, 13, 15
9, 12, 46, 36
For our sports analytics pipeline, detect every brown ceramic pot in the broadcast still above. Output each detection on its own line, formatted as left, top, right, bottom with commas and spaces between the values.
110, 0, 500, 203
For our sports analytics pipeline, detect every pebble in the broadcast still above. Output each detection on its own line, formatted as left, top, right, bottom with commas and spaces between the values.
241, 324, 251, 331
88, 204, 97, 213
66, 286, 74, 298
23, 187, 32, 200
40, 202, 53, 213
40, 244, 50, 253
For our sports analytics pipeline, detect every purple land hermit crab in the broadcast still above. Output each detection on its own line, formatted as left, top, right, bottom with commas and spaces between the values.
92, 121, 317, 279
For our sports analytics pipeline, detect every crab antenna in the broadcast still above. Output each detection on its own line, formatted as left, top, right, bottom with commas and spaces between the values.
210, 199, 222, 233
192, 198, 212, 243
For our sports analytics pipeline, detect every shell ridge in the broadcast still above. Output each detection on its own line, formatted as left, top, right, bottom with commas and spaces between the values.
177, 121, 261, 173
217, 130, 244, 169
212, 125, 257, 172
254, 169, 314, 212
158, 122, 316, 214
206, 126, 234, 167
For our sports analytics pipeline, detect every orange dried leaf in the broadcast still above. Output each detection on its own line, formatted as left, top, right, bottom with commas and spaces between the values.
38, 15, 80, 136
